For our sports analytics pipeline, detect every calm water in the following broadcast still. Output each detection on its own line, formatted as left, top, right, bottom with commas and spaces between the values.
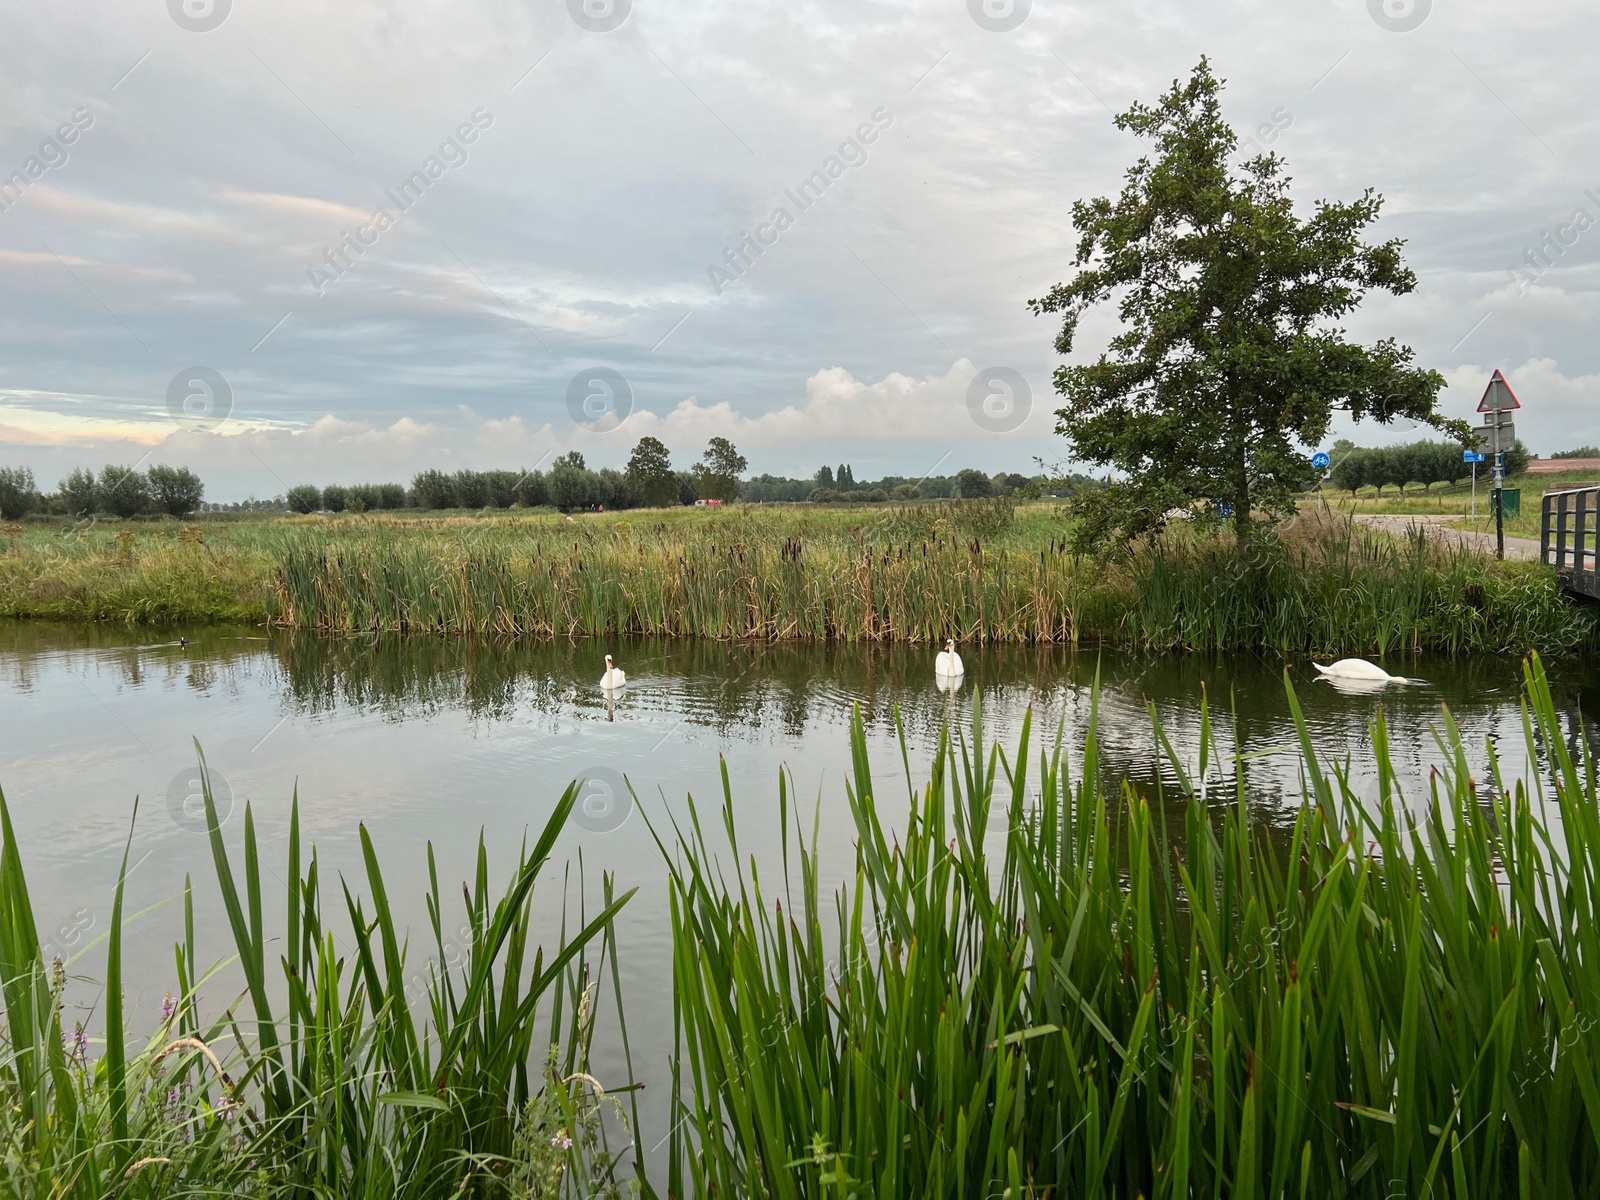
2, 621, 1596, 1155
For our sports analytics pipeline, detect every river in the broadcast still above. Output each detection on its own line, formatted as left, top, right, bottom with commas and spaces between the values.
1, 621, 1594, 1157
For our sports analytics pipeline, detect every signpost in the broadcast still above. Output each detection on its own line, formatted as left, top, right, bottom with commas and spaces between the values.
1464, 450, 1485, 522
1477, 369, 1522, 559
1312, 451, 1331, 509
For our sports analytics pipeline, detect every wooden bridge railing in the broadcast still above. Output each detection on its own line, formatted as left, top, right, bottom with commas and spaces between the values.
1542, 486, 1600, 600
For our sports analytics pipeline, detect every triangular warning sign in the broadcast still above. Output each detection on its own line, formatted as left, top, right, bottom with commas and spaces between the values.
1477, 369, 1521, 413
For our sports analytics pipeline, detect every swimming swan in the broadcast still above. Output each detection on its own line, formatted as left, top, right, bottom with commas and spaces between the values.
1312, 659, 1413, 686
935, 638, 964, 678
599, 654, 627, 690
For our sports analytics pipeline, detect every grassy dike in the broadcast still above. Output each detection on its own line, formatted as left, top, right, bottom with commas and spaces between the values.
1, 658, 1597, 1195
1, 502, 1592, 654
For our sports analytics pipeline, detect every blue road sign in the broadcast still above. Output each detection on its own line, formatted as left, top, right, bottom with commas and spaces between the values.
1312, 452, 1331, 470
1463, 451, 1485, 463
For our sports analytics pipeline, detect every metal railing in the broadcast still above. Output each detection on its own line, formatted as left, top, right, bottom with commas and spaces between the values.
1542, 486, 1600, 598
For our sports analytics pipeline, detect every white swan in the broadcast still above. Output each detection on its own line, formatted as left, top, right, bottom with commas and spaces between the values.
1312, 659, 1413, 686
934, 638, 964, 678
599, 653, 627, 690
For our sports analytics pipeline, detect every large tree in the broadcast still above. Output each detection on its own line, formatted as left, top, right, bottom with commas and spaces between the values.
59, 467, 98, 516
409, 469, 458, 510
954, 468, 994, 499
147, 465, 204, 516
693, 437, 747, 502
0, 467, 37, 520
98, 464, 152, 519
1030, 59, 1462, 551
548, 461, 594, 512
626, 436, 677, 507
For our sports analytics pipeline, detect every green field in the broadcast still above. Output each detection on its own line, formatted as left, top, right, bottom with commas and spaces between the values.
1323, 468, 1598, 542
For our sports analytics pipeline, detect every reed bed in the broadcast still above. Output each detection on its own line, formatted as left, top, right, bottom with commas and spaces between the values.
659, 655, 1600, 1198
1, 503, 1587, 652
0, 761, 640, 1197
271, 508, 1589, 654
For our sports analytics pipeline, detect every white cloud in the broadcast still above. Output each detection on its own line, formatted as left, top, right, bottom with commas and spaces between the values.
614, 359, 1052, 448
1, 359, 1067, 495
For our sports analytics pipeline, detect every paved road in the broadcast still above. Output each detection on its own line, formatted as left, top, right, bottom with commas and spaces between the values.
1351, 513, 1545, 562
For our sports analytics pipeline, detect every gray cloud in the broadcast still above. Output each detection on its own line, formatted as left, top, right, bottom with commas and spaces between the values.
1, 0, 1598, 498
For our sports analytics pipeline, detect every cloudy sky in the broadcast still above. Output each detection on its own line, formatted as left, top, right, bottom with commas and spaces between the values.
1, 0, 1597, 499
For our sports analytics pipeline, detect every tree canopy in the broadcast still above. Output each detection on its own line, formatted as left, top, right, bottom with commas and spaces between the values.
693, 437, 748, 502
626, 436, 677, 507
1327, 441, 1476, 497
147, 465, 205, 516
1030, 58, 1463, 550
0, 467, 37, 520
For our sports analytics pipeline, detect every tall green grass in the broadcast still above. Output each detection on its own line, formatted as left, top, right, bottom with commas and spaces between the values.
0, 757, 639, 1197
272, 509, 1590, 653
1128, 519, 1590, 654
659, 655, 1600, 1197
4, 654, 1600, 1195
1, 504, 1588, 652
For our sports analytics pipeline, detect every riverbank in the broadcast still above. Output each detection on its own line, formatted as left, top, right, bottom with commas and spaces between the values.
0, 503, 1592, 653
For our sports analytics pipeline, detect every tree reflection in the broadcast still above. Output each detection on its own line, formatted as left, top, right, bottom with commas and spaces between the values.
1, 622, 1589, 830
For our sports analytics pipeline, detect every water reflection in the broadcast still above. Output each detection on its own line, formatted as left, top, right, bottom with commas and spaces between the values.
4, 622, 1593, 822
3, 621, 1596, 1176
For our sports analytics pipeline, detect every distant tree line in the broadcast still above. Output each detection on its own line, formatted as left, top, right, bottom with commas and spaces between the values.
1551, 445, 1600, 460
789, 466, 1053, 504
1327, 438, 1530, 497
282, 437, 1070, 514
1, 434, 1076, 522
0, 464, 204, 520
284, 438, 751, 515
